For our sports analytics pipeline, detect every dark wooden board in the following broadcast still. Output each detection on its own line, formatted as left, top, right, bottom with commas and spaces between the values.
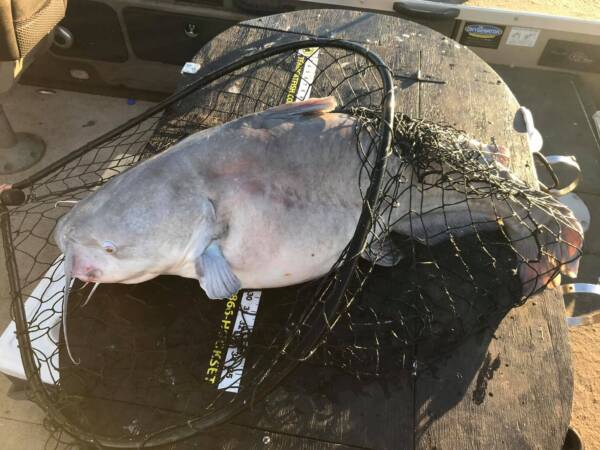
414, 32, 573, 450
167, 422, 364, 450
162, 9, 572, 450
175, 12, 421, 449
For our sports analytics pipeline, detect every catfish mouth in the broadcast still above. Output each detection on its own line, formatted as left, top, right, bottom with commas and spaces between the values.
73, 270, 158, 285
71, 269, 102, 283
68, 251, 159, 285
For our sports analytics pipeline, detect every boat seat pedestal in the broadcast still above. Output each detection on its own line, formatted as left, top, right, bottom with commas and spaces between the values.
0, 103, 45, 174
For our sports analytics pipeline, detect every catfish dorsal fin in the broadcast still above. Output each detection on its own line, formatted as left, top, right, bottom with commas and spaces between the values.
261, 97, 337, 120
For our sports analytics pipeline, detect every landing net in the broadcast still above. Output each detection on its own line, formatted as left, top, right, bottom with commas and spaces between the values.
0, 38, 581, 447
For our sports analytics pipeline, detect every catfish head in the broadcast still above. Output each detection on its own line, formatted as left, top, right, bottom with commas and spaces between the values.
55, 172, 241, 296
54, 169, 241, 363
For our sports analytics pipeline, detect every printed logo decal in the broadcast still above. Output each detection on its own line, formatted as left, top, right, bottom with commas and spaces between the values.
464, 24, 504, 39
460, 23, 506, 49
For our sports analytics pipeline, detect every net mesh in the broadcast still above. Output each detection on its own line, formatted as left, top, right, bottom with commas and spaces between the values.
314, 110, 582, 377
0, 39, 582, 447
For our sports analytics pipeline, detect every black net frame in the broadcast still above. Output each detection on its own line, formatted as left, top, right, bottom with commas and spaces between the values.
0, 38, 396, 448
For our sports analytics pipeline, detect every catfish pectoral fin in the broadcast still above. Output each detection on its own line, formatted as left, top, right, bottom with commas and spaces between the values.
196, 242, 241, 300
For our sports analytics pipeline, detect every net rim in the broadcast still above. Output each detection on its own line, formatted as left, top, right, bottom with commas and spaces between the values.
1, 37, 396, 448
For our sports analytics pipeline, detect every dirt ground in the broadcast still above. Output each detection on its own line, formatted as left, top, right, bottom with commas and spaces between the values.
459, 0, 600, 20
570, 325, 600, 449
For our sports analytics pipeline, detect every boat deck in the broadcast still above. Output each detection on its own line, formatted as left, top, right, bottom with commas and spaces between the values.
0, 63, 598, 449
0, 86, 154, 448
495, 65, 600, 315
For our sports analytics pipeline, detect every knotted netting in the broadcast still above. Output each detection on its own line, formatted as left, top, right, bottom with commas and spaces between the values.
0, 37, 582, 448
315, 110, 583, 377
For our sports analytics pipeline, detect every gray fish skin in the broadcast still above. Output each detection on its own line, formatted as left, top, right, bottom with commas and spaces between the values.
55, 98, 365, 298
55, 97, 582, 300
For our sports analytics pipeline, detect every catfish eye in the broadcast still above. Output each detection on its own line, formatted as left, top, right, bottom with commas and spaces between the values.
102, 241, 117, 254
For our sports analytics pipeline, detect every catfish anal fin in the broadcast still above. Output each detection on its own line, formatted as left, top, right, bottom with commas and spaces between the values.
362, 235, 404, 267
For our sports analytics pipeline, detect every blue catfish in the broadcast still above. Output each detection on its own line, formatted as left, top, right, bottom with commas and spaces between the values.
55, 97, 582, 359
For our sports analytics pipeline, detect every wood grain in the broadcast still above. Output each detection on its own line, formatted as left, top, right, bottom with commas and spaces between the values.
167, 9, 572, 450
414, 20, 571, 450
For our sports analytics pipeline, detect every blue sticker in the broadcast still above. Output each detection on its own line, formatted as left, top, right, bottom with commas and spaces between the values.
460, 23, 506, 49
465, 24, 504, 37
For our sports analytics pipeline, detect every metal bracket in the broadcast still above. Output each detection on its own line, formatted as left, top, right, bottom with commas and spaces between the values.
535, 153, 581, 196
562, 283, 600, 327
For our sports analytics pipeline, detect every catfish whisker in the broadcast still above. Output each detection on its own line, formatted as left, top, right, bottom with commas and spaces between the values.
62, 253, 80, 365
74, 281, 90, 291
82, 283, 100, 307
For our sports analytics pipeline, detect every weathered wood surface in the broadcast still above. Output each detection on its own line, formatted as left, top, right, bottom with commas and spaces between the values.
169, 9, 572, 450
414, 31, 572, 450
167, 422, 363, 449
